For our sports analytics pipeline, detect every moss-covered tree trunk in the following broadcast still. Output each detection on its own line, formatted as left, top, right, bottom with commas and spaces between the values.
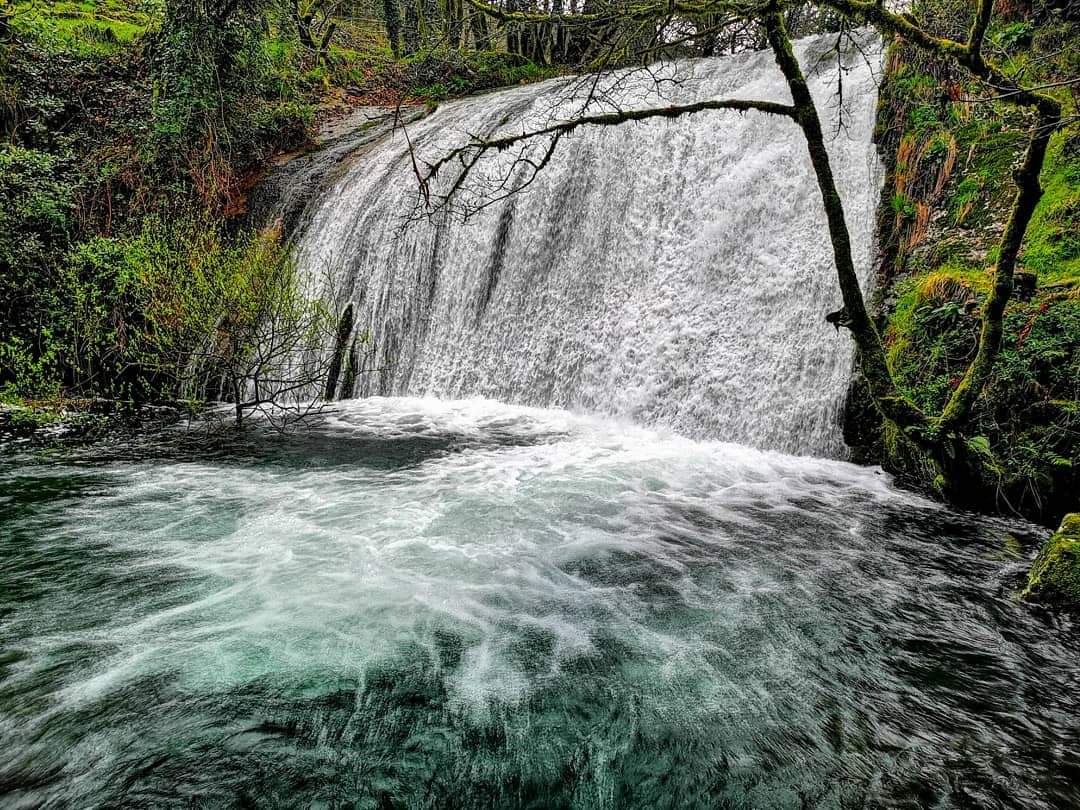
383, 0, 402, 56
763, 8, 930, 438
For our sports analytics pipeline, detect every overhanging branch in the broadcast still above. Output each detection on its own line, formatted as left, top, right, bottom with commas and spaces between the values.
418, 96, 796, 214
816, 0, 1062, 116
463, 0, 740, 25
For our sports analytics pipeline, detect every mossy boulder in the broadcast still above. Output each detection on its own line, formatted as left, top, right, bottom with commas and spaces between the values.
1022, 514, 1080, 606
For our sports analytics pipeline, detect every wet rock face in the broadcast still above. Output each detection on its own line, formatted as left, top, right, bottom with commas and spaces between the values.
244, 106, 425, 239
1023, 514, 1080, 607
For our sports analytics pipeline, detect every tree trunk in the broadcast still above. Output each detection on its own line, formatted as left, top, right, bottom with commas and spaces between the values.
324, 304, 354, 401
403, 0, 420, 53
232, 377, 243, 428
317, 20, 337, 60
469, 9, 491, 50
444, 0, 464, 47
422, 0, 440, 45
383, 0, 401, 56
763, 10, 929, 437
294, 1, 317, 48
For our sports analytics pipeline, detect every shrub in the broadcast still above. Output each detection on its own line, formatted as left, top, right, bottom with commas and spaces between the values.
55, 217, 332, 415
0, 144, 73, 354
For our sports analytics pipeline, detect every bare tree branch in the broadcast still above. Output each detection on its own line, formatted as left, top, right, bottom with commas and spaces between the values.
414, 95, 796, 217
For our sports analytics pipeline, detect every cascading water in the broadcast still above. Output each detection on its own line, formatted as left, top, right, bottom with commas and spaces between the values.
292, 31, 885, 456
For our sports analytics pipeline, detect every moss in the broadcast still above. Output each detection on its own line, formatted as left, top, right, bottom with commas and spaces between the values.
885, 264, 989, 413
1020, 134, 1080, 286
882, 273, 1080, 517
1022, 514, 1080, 606
947, 120, 1027, 229
11, 0, 150, 56
858, 2, 1080, 522
909, 102, 944, 136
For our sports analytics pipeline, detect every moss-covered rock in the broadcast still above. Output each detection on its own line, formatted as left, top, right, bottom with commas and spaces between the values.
1022, 514, 1080, 606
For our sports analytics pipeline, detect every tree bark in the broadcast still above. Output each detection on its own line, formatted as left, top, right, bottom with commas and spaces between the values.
383, 0, 402, 56
403, 1, 420, 53
232, 377, 243, 428
762, 9, 929, 436
294, 0, 317, 48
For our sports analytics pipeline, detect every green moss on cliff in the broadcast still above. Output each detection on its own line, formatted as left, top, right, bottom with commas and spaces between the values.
1022, 514, 1080, 606
9, 0, 151, 56
859, 4, 1080, 522
1022, 138, 1080, 286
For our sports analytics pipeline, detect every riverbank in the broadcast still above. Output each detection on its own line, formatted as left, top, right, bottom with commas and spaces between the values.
0, 398, 191, 445
846, 2, 1079, 525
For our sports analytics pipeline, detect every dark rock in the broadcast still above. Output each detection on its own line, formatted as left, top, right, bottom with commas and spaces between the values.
1013, 270, 1037, 301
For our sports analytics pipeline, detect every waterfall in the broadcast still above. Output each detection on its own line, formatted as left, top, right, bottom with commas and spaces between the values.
290, 30, 885, 457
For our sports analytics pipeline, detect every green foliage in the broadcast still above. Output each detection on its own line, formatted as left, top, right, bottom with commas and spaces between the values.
949, 175, 981, 225
251, 99, 315, 147
1020, 135, 1080, 285
0, 145, 73, 282
886, 266, 1079, 516
992, 21, 1033, 52
868, 0, 1080, 520
54, 217, 317, 405
405, 50, 555, 101
0, 337, 62, 400
949, 123, 1028, 228
908, 102, 942, 136
149, 0, 271, 190
891, 191, 917, 220
0, 145, 74, 351
9, 0, 151, 56
58, 234, 147, 397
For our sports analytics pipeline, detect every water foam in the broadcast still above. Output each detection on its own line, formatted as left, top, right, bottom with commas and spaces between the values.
2, 398, 1074, 808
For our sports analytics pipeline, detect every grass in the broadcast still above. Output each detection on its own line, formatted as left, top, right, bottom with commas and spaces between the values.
9, 0, 153, 55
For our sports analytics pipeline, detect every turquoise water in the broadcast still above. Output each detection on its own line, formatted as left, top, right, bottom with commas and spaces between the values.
1, 398, 1078, 808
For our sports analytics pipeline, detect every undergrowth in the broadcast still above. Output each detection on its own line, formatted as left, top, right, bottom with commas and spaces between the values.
865, 0, 1080, 521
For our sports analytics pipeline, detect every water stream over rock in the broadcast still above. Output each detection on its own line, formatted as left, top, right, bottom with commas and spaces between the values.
291, 31, 885, 456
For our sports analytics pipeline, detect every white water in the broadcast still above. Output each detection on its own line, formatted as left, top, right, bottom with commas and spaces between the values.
7, 400, 909, 702
292, 31, 885, 456
5, 398, 1075, 808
